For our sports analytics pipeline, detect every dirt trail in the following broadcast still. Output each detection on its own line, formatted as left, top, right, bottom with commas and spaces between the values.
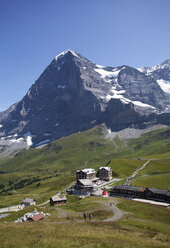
124, 159, 150, 185
103, 201, 124, 222
44, 199, 125, 224
37, 200, 50, 207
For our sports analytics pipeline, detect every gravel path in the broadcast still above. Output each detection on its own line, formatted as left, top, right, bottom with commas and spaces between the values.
0, 205, 22, 213
37, 200, 50, 207
44, 200, 125, 224
103, 201, 124, 222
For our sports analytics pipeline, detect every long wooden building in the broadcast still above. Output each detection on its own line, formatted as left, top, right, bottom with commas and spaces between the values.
110, 185, 170, 203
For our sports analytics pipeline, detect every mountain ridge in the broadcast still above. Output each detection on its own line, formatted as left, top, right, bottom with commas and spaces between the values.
0, 49, 170, 153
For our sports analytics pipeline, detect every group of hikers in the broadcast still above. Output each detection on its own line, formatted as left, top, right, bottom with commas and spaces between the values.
83, 213, 92, 221
83, 202, 114, 221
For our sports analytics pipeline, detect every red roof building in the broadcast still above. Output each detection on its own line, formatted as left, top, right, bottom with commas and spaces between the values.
29, 213, 44, 221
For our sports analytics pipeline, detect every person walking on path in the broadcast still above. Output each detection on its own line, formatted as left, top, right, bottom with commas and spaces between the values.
83, 213, 87, 221
89, 214, 92, 221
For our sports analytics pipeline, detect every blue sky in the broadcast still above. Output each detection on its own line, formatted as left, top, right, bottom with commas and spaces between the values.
0, 0, 170, 111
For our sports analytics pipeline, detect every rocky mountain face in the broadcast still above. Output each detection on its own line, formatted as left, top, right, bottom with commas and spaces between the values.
138, 59, 170, 96
0, 50, 170, 152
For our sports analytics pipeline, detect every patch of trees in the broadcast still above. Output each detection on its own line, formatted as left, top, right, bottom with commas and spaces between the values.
36, 182, 41, 187
9, 177, 41, 190
0, 184, 5, 189
0, 172, 59, 195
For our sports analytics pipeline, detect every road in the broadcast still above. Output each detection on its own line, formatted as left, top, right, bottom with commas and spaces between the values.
99, 178, 121, 189
124, 159, 150, 185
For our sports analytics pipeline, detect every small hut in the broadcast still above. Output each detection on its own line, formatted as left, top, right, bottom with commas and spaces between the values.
50, 195, 67, 206
21, 198, 36, 207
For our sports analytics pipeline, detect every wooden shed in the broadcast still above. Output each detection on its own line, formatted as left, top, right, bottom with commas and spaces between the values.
50, 195, 67, 206
21, 198, 36, 207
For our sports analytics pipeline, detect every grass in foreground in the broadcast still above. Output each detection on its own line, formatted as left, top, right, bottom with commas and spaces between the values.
0, 197, 170, 248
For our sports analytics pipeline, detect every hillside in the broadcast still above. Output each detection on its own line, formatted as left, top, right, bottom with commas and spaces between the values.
131, 159, 170, 190
0, 124, 170, 248
0, 196, 170, 248
0, 124, 170, 207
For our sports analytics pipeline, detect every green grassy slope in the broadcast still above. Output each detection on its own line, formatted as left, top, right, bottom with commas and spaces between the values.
113, 127, 170, 158
118, 198, 170, 238
131, 158, 170, 190
0, 126, 170, 248
0, 125, 116, 206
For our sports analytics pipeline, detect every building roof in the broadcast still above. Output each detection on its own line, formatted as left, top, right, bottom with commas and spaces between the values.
113, 185, 170, 195
29, 213, 44, 221
149, 188, 169, 195
22, 198, 35, 204
76, 179, 93, 186
114, 185, 146, 192
51, 195, 67, 202
76, 168, 96, 174
102, 189, 108, 195
99, 166, 112, 171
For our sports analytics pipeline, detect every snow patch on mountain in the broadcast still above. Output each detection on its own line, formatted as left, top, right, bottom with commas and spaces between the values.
0, 133, 33, 157
137, 67, 157, 75
58, 85, 66, 89
26, 136, 33, 147
96, 64, 105, 69
105, 87, 156, 110
157, 79, 170, 94
132, 101, 156, 109
95, 66, 123, 79
35, 139, 51, 147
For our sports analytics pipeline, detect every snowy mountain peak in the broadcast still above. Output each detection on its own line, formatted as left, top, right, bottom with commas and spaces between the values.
161, 58, 170, 67
136, 59, 170, 96
55, 49, 78, 60
138, 58, 170, 74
